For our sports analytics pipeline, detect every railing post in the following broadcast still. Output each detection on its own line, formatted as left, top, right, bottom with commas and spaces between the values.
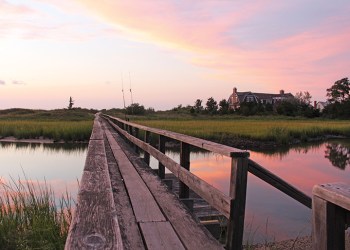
158, 135, 166, 179
312, 183, 350, 250
179, 142, 190, 199
134, 127, 139, 154
226, 156, 249, 250
144, 131, 151, 165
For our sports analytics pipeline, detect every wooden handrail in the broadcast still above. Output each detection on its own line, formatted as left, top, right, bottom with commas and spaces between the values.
104, 114, 249, 158
248, 160, 312, 208
103, 114, 311, 208
105, 117, 231, 218
102, 114, 315, 249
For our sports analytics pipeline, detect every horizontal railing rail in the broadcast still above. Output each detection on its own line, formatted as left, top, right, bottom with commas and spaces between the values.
102, 114, 312, 249
104, 114, 249, 158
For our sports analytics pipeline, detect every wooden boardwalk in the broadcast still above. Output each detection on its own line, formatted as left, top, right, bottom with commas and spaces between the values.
65, 114, 350, 250
65, 115, 222, 250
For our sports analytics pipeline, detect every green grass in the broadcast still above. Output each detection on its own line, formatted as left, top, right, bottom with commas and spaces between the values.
0, 178, 72, 249
0, 109, 94, 141
132, 118, 350, 144
0, 120, 93, 141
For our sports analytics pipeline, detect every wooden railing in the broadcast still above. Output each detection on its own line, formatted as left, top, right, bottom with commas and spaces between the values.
102, 114, 315, 249
312, 183, 350, 250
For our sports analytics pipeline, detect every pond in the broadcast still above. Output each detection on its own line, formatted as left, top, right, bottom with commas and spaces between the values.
0, 139, 349, 244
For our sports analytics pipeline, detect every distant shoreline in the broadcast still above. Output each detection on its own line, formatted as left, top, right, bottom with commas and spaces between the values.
0, 136, 88, 144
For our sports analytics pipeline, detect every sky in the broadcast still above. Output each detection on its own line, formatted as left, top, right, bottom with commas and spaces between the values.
1, 0, 349, 110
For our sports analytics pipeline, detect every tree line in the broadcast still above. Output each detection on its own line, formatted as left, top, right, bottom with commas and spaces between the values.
171, 77, 350, 118
122, 77, 350, 118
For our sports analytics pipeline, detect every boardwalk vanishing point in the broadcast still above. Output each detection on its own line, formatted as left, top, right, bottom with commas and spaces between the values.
65, 114, 350, 250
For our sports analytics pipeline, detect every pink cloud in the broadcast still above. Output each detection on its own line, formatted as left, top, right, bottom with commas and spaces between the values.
0, 0, 35, 15
70, 0, 350, 100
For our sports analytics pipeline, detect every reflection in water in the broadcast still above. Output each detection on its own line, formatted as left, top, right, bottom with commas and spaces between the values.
0, 142, 87, 202
150, 139, 350, 243
0, 141, 87, 154
324, 143, 350, 170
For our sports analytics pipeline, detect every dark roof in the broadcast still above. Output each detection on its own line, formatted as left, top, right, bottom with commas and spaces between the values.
229, 91, 294, 103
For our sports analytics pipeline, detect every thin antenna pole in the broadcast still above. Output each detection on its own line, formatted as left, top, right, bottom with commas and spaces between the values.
129, 72, 134, 115
121, 73, 127, 120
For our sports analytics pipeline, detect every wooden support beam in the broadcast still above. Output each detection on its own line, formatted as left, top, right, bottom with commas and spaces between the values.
134, 127, 139, 154
158, 135, 166, 179
179, 142, 190, 199
144, 131, 151, 165
226, 157, 248, 250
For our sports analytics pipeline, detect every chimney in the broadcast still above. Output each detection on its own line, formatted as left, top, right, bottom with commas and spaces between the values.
233, 87, 237, 94
280, 90, 284, 95
314, 101, 317, 109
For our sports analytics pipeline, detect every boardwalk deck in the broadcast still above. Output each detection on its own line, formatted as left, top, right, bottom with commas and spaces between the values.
66, 115, 223, 250
66, 113, 350, 249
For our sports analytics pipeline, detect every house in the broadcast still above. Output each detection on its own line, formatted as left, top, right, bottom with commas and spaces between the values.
228, 87, 294, 110
315, 101, 329, 111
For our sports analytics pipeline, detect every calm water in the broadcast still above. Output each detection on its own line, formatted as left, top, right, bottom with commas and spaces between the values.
1, 139, 349, 243
149, 139, 350, 243
0, 142, 87, 200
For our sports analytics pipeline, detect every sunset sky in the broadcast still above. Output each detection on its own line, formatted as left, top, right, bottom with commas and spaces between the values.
1, 0, 349, 110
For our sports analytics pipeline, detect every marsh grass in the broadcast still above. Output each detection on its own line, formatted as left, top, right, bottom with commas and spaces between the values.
0, 177, 73, 249
135, 119, 350, 144
0, 120, 93, 141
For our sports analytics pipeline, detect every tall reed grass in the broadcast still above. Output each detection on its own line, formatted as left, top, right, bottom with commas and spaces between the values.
0, 120, 93, 141
0, 177, 73, 249
135, 119, 350, 144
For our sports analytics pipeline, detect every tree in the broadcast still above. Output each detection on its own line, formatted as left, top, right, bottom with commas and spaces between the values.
218, 99, 229, 114
326, 78, 350, 103
126, 103, 145, 115
276, 100, 298, 116
205, 97, 218, 114
194, 99, 203, 113
68, 96, 74, 109
295, 91, 312, 105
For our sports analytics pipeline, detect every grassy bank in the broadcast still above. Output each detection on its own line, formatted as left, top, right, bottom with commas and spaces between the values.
0, 120, 93, 141
0, 179, 72, 249
129, 117, 350, 145
104, 111, 350, 144
0, 109, 94, 141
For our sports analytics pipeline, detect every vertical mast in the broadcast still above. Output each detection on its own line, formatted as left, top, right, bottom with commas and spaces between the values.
121, 73, 126, 119
129, 72, 134, 115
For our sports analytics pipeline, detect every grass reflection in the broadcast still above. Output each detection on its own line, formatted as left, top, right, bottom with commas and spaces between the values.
0, 142, 87, 155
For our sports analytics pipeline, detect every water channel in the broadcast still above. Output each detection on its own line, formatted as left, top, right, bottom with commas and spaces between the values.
0, 139, 349, 244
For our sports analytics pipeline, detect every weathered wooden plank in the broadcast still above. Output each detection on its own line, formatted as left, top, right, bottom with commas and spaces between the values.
105, 129, 166, 223
65, 190, 123, 250
226, 157, 248, 250
65, 123, 123, 249
103, 115, 249, 157
313, 183, 350, 211
107, 119, 231, 218
139, 221, 185, 250
90, 119, 104, 140
79, 170, 112, 193
83, 140, 108, 172
248, 159, 312, 208
103, 136, 145, 250
106, 128, 224, 250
